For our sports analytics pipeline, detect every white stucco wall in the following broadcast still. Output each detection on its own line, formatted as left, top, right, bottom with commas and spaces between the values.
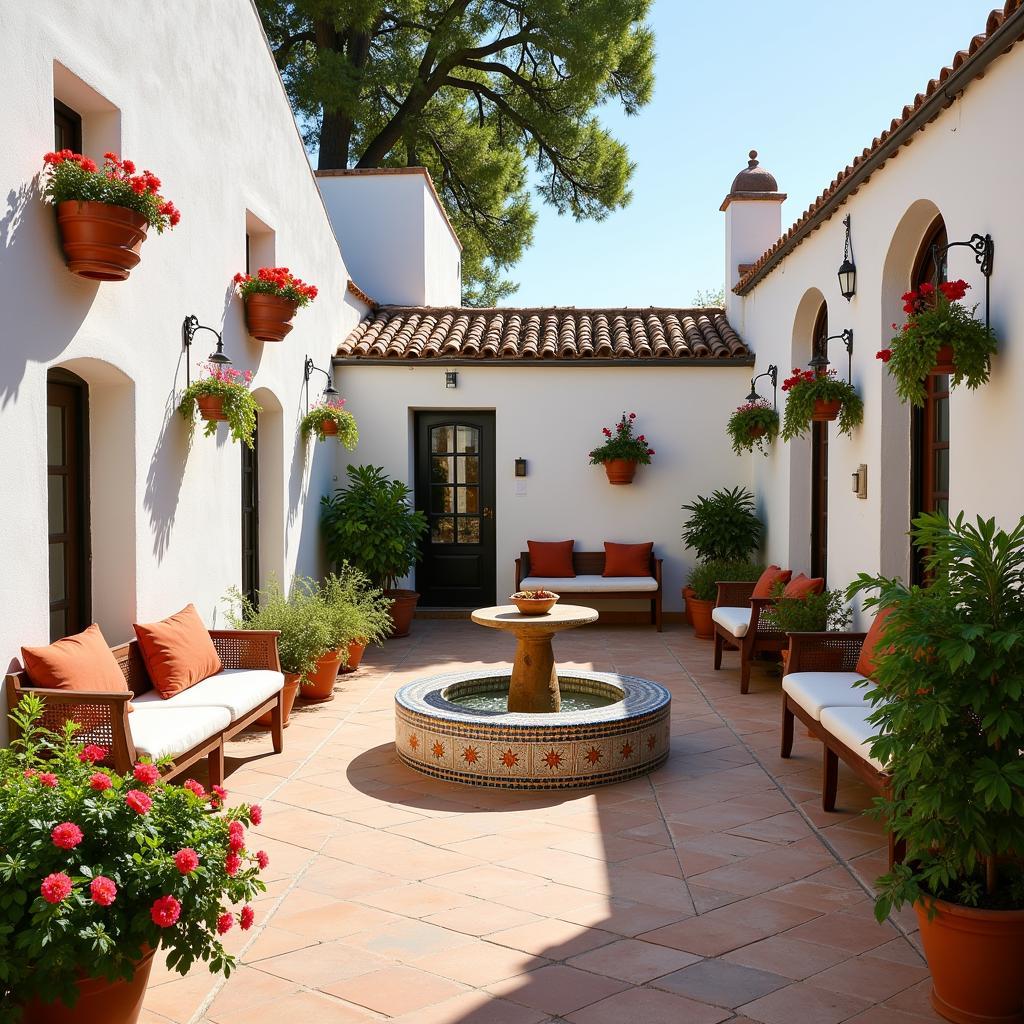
333, 363, 754, 611
732, 45, 1024, 621
0, 0, 362, 743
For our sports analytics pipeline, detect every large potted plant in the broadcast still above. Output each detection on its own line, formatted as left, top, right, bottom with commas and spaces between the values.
179, 363, 260, 448
320, 564, 393, 673
300, 398, 358, 447
42, 150, 180, 281
233, 267, 317, 342
588, 412, 655, 484
686, 559, 761, 639
1, 697, 266, 1024
849, 512, 1024, 1024
762, 586, 851, 673
781, 367, 863, 440
726, 400, 779, 457
876, 280, 997, 406
321, 465, 429, 637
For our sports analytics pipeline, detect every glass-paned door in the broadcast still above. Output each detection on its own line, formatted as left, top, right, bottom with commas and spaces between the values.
241, 415, 260, 605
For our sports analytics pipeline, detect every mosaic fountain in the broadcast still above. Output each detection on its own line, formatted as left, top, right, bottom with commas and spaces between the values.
394, 602, 671, 789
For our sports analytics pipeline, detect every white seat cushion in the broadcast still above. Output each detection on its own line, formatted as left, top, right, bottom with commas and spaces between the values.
820, 705, 887, 772
782, 672, 870, 720
134, 668, 283, 722
128, 704, 232, 761
711, 606, 751, 638
519, 574, 657, 593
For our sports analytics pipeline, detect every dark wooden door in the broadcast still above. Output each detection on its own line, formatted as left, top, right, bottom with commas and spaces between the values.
415, 412, 496, 607
47, 372, 90, 640
241, 415, 260, 605
811, 303, 829, 581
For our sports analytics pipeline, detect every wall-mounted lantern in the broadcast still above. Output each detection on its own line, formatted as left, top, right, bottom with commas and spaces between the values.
837, 214, 856, 301
851, 463, 868, 499
514, 458, 528, 478
303, 356, 338, 411
182, 315, 230, 386
445, 370, 458, 389
745, 364, 778, 408
809, 329, 854, 382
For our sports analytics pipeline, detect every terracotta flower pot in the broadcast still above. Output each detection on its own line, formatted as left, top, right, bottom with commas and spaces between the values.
21, 946, 156, 1024
196, 394, 227, 422
299, 649, 344, 702
386, 589, 420, 638
682, 586, 696, 628
244, 293, 299, 342
689, 597, 715, 640
342, 638, 367, 673
915, 896, 1024, 1024
511, 594, 559, 615
748, 424, 766, 439
812, 398, 842, 422
320, 418, 338, 436
258, 672, 300, 728
604, 459, 637, 485
56, 200, 149, 282
931, 344, 957, 376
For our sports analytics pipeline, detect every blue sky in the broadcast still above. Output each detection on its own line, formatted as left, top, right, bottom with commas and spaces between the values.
508, 0, 995, 308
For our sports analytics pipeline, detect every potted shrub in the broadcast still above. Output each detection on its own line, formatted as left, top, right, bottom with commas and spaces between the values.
1, 697, 266, 1024
588, 412, 655, 485
726, 400, 779, 457
301, 398, 358, 447
686, 559, 761, 640
179, 363, 260, 448
780, 367, 863, 440
876, 280, 997, 406
233, 267, 318, 342
224, 576, 332, 720
321, 465, 429, 637
762, 586, 852, 673
42, 150, 180, 281
849, 511, 1024, 1024
320, 564, 393, 673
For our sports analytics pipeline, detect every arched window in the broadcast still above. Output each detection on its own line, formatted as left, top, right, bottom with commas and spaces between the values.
811, 302, 829, 580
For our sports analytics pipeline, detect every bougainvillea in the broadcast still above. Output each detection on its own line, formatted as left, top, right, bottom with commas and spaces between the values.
725, 400, 779, 457
588, 412, 655, 465
178, 362, 261, 447
233, 267, 318, 307
780, 367, 863, 440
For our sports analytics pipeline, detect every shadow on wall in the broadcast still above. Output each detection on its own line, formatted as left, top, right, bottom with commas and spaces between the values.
144, 354, 190, 560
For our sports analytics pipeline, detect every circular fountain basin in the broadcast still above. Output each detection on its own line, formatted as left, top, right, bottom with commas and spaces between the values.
395, 670, 671, 789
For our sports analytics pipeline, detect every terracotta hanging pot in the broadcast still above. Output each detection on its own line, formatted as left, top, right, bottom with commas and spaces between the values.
386, 589, 420, 638
258, 672, 300, 728
342, 638, 368, 673
689, 597, 715, 640
748, 424, 766, 439
244, 293, 298, 342
604, 459, 637, 485
915, 896, 1024, 1024
56, 200, 149, 282
196, 394, 227, 422
812, 399, 842, 422
21, 946, 156, 1024
300, 649, 344, 702
320, 418, 338, 436
930, 344, 957, 376
682, 586, 697, 628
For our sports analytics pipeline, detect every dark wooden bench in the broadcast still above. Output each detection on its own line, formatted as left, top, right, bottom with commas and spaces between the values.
712, 580, 788, 694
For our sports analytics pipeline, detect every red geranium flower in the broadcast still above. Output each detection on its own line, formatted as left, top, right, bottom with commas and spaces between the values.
150, 895, 181, 928
183, 778, 206, 799
79, 744, 108, 763
174, 848, 200, 875
225, 852, 242, 877
256, 850, 269, 869
876, 349, 893, 363
217, 912, 234, 935
51, 822, 84, 849
250, 804, 263, 826
41, 872, 73, 904
125, 789, 152, 815
240, 905, 255, 930
38, 772, 58, 788
90, 876, 118, 906
133, 762, 160, 786
939, 279, 970, 303
90, 772, 112, 792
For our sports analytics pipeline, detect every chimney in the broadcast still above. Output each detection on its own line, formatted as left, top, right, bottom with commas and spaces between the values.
721, 151, 786, 316
316, 167, 462, 306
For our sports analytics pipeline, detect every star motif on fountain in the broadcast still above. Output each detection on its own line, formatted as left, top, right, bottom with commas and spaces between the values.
584, 746, 603, 765
542, 749, 563, 769
500, 748, 519, 768
647, 734, 657, 750
409, 734, 419, 750
432, 741, 445, 759
462, 746, 480, 764
620, 742, 634, 760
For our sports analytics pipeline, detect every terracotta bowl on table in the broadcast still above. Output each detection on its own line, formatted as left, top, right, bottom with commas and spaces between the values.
510, 592, 560, 615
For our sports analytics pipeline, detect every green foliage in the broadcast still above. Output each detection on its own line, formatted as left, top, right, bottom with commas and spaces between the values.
681, 486, 762, 564
588, 412, 654, 465
0, 698, 265, 1016
300, 401, 359, 447
321, 465, 428, 589
687, 559, 761, 601
179, 366, 260, 448
306, 564, 394, 652
847, 512, 1024, 918
726, 401, 779, 457
761, 584, 852, 634
691, 286, 725, 307
257, 0, 655, 304
780, 369, 863, 441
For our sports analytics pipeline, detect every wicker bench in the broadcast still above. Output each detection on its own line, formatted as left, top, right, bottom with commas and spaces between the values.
711, 581, 788, 694
515, 550, 663, 631
5, 630, 284, 786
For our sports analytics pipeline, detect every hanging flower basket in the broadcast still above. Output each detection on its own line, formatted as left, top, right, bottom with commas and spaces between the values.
781, 368, 863, 441
42, 151, 180, 281
300, 398, 359, 446
588, 412, 655, 485
726, 400, 779, 456
876, 280, 997, 406
179, 363, 260, 447
234, 268, 317, 342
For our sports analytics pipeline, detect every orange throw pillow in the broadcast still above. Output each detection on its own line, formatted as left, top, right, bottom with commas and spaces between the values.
782, 574, 825, 599
22, 623, 129, 695
752, 565, 792, 599
856, 606, 894, 679
527, 540, 576, 578
603, 541, 654, 577
133, 604, 222, 699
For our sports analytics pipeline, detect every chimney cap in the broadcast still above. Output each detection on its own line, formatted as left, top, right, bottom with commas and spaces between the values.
720, 150, 786, 211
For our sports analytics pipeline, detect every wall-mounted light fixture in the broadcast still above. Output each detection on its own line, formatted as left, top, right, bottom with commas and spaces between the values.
182, 315, 230, 386
445, 370, 458, 389
745, 364, 778, 408
837, 214, 856, 301
514, 458, 528, 478
303, 356, 339, 411
933, 232, 994, 333
851, 463, 868, 499
809, 329, 854, 383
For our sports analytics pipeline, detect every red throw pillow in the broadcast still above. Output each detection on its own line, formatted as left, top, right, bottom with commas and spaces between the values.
752, 565, 792, 599
133, 604, 222, 699
856, 606, 894, 679
603, 541, 654, 577
527, 540, 576, 578
22, 623, 129, 695
782, 574, 825, 599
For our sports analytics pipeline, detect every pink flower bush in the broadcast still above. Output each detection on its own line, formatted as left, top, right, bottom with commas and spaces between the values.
51, 822, 84, 849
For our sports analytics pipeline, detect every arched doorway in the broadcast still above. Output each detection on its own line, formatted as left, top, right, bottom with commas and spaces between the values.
811, 302, 829, 581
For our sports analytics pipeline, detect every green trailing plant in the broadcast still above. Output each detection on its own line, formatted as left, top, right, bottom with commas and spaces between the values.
311, 565, 393, 653
321, 465, 428, 589
687, 559, 762, 601
876, 279, 996, 407
681, 486, 763, 564
726, 400, 779, 457
0, 697, 265, 1019
300, 398, 358, 446
761, 584, 852, 633
588, 412, 655, 465
179, 364, 260, 448
780, 367, 863, 440
848, 511, 1024, 920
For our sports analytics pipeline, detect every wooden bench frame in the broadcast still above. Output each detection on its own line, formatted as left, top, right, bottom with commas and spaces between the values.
515, 550, 663, 631
5, 630, 283, 787
712, 581, 789, 694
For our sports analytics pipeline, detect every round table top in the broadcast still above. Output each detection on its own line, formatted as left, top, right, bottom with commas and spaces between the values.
471, 604, 599, 634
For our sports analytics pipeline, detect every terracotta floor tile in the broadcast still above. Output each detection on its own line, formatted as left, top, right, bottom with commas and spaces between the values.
808, 953, 930, 1000
205, 966, 301, 1021
143, 971, 224, 1021
557, 898, 691, 936
567, 937, 701, 983
564, 985, 733, 1024
272, 898, 398, 939
844, 1007, 945, 1023
414, 940, 547, 985
653, 957, 790, 1007
722, 935, 852, 980
253, 938, 392, 987
424, 902, 542, 935
486, 918, 618, 958
739, 981, 873, 1024
343, 916, 476, 960
390, 990, 551, 1024
207, 990, 375, 1024
238, 926, 316, 964
486, 964, 629, 1015
323, 964, 467, 1015
781, 911, 898, 954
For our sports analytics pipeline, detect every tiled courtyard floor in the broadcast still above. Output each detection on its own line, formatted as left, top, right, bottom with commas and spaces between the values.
142, 620, 941, 1024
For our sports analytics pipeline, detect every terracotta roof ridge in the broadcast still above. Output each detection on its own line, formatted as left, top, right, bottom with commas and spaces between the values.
346, 279, 377, 307
371, 304, 726, 315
